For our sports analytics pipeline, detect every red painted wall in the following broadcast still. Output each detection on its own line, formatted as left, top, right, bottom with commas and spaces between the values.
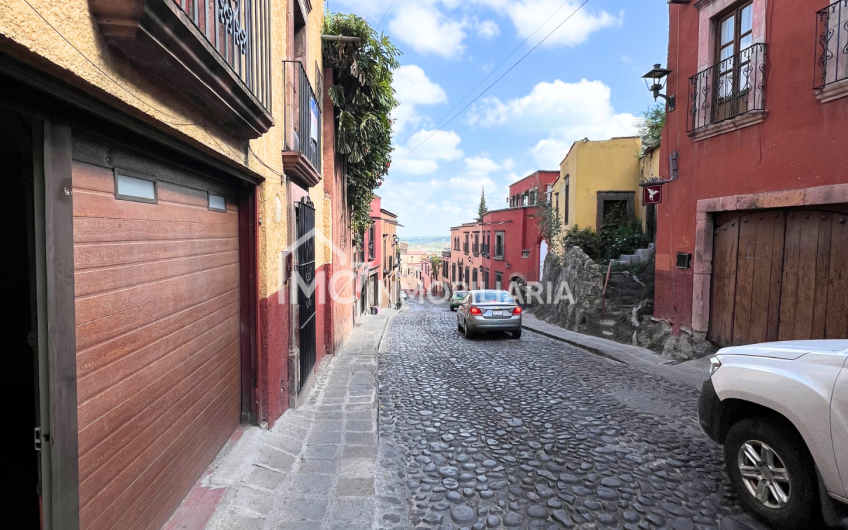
509, 170, 559, 198
656, 0, 848, 330
258, 289, 289, 424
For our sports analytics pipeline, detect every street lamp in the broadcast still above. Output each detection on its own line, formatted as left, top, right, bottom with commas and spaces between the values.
642, 64, 675, 111
392, 235, 399, 245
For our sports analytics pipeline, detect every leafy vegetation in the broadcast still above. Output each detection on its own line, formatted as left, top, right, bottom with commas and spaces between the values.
429, 255, 442, 281
561, 203, 648, 263
636, 102, 666, 153
536, 198, 562, 246
323, 13, 400, 235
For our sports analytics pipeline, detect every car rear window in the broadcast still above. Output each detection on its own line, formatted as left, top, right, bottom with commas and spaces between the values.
472, 291, 515, 304
454, 292, 467, 298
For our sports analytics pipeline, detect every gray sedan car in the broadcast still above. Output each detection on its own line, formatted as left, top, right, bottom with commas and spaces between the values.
456, 290, 522, 339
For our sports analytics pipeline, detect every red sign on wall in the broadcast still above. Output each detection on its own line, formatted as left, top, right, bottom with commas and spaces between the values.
643, 185, 663, 205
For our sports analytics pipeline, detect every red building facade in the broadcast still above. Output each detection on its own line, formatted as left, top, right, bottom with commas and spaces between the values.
447, 171, 559, 292
656, 0, 848, 347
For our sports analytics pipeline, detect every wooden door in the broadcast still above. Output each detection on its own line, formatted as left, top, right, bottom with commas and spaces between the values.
709, 212, 785, 347
72, 158, 241, 530
779, 211, 848, 340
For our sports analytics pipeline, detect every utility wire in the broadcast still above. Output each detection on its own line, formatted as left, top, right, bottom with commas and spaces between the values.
394, 0, 590, 163
376, 0, 397, 31
426, 0, 577, 134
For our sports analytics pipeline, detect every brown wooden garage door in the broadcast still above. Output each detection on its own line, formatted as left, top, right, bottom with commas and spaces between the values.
72, 155, 241, 530
710, 209, 848, 347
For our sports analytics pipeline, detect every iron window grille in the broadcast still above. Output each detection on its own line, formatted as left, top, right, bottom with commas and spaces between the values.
815, 1, 848, 90
688, 43, 767, 133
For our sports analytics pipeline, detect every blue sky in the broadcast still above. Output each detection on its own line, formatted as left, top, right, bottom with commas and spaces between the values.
328, 0, 669, 237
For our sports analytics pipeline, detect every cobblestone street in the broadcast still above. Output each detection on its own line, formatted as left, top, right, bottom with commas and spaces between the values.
376, 299, 750, 530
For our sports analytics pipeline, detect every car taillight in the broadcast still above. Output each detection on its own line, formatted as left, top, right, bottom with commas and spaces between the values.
513, 306, 522, 314
470, 307, 482, 315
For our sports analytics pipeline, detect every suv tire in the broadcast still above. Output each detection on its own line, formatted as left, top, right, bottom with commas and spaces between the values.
724, 418, 820, 530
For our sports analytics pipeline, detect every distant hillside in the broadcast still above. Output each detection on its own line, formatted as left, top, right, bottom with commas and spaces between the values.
401, 236, 450, 254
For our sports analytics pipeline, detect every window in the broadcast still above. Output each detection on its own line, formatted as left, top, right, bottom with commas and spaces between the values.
473, 291, 514, 304
368, 223, 375, 261
472, 268, 478, 289
555, 192, 559, 218
465, 267, 469, 286
495, 272, 503, 290
114, 170, 157, 204
563, 176, 570, 225
494, 231, 505, 260
522, 250, 530, 258
529, 189, 537, 206
208, 193, 226, 212
716, 2, 754, 102
452, 264, 456, 282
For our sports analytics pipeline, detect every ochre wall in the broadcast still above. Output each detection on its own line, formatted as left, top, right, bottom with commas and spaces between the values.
555, 137, 643, 231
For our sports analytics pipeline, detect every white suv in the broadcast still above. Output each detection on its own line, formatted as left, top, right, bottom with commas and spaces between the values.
699, 340, 848, 529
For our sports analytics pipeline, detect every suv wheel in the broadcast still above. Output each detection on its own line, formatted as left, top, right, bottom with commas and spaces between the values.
724, 418, 820, 530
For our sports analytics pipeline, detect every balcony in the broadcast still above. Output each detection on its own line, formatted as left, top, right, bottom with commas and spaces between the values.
688, 43, 767, 137
282, 60, 322, 188
494, 245, 504, 260
815, 1, 848, 102
463, 242, 469, 255
90, 0, 273, 138
472, 243, 479, 257
481, 243, 489, 258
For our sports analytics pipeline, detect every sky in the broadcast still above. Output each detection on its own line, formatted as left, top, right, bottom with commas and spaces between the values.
326, 0, 670, 237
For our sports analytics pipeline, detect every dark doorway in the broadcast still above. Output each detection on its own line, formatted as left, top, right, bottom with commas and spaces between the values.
0, 108, 41, 528
295, 197, 316, 391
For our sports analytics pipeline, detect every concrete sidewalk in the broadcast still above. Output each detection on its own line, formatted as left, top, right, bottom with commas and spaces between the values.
521, 312, 711, 390
162, 310, 395, 530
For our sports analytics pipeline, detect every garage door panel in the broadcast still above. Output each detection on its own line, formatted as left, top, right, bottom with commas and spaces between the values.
138, 395, 240, 530
765, 212, 786, 342
75, 250, 239, 296
74, 217, 238, 243
75, 263, 239, 325
74, 237, 238, 270
74, 188, 238, 225
82, 372, 240, 530
73, 162, 116, 194
79, 350, 239, 511
78, 334, 238, 468
76, 289, 238, 378
709, 218, 739, 346
77, 310, 239, 427
732, 216, 758, 345
157, 182, 213, 208
75, 273, 238, 352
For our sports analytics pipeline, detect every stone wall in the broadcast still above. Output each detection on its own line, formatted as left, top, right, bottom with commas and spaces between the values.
531, 246, 716, 361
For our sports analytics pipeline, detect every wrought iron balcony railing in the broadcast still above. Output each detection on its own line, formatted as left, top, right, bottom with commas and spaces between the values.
481, 243, 489, 258
463, 243, 469, 254
286, 60, 322, 173
816, 1, 848, 90
175, 0, 271, 111
494, 245, 504, 260
688, 43, 767, 133
472, 244, 479, 256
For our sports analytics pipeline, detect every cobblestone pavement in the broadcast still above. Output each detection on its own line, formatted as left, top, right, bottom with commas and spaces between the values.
376, 299, 749, 530
198, 311, 390, 530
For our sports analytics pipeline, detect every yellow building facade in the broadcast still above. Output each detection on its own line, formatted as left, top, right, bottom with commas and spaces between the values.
554, 137, 643, 232
0, 0, 337, 528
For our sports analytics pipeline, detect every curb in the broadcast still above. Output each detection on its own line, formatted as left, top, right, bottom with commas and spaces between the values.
522, 324, 626, 365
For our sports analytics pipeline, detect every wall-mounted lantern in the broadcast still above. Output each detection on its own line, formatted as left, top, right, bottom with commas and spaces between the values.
642, 64, 675, 111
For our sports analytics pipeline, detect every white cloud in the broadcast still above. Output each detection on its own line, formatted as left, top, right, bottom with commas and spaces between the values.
389, 4, 467, 59
466, 79, 637, 169
466, 0, 621, 47
476, 19, 500, 38
464, 156, 501, 174
392, 65, 448, 134
391, 129, 464, 175
501, 157, 516, 171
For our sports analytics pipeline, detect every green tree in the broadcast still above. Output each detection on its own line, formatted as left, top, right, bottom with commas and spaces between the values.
636, 102, 666, 152
429, 255, 442, 282
323, 13, 400, 235
477, 187, 488, 222
536, 199, 562, 246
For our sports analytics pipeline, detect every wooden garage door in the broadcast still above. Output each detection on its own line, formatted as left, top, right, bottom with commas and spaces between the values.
72, 159, 241, 530
709, 209, 848, 347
